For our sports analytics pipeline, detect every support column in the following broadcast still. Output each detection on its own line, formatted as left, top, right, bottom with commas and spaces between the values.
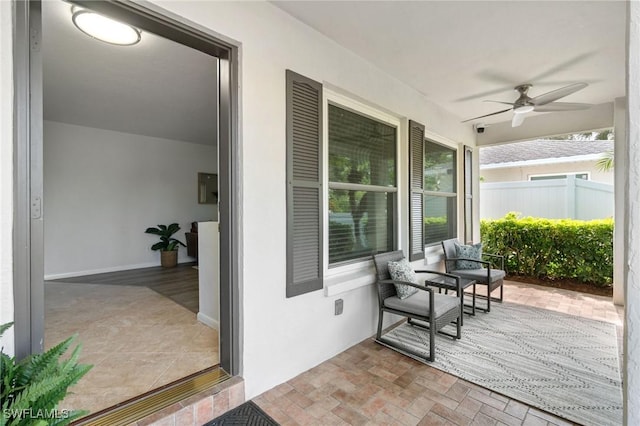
614, 97, 627, 306
624, 1, 640, 424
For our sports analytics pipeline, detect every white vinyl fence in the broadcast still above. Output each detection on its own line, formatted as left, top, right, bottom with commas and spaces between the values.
480, 176, 614, 220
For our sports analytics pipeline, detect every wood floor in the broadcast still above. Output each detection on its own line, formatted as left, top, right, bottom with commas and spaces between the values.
50, 263, 199, 313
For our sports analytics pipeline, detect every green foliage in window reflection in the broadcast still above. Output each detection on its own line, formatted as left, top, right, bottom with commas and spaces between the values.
424, 141, 455, 192
424, 216, 449, 245
328, 104, 396, 263
328, 105, 395, 187
424, 216, 446, 226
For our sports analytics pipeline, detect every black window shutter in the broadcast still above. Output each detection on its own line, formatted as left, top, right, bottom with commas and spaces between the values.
409, 120, 425, 261
286, 70, 323, 297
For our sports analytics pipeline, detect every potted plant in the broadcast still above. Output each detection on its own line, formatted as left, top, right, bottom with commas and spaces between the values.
1, 322, 92, 426
144, 223, 186, 268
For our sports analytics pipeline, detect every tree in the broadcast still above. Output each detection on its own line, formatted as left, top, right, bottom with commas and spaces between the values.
545, 129, 614, 141
596, 150, 614, 172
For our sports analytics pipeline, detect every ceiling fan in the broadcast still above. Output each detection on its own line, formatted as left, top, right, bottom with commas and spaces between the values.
462, 82, 593, 127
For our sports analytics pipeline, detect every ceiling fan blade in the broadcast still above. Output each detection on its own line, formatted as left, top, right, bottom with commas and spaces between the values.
529, 52, 595, 82
533, 102, 593, 112
461, 108, 511, 123
531, 82, 588, 106
512, 113, 526, 127
483, 100, 516, 106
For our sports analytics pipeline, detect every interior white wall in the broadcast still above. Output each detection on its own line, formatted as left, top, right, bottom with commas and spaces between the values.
197, 221, 220, 329
43, 120, 217, 279
153, 0, 475, 399
0, 0, 14, 355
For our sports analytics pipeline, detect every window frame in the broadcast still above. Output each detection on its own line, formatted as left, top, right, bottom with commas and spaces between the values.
422, 138, 458, 248
464, 145, 474, 245
408, 127, 460, 261
323, 90, 401, 275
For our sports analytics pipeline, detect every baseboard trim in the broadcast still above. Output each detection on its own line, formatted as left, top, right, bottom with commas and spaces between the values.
44, 261, 193, 281
197, 312, 219, 330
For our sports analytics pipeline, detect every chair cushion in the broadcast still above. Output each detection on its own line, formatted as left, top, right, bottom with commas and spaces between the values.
455, 242, 483, 270
384, 291, 460, 318
449, 268, 506, 284
387, 259, 419, 299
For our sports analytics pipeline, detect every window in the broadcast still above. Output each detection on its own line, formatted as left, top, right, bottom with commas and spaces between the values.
423, 140, 457, 245
529, 172, 589, 181
327, 104, 397, 265
409, 121, 458, 260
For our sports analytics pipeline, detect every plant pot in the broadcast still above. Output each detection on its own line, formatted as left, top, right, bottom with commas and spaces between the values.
160, 250, 178, 268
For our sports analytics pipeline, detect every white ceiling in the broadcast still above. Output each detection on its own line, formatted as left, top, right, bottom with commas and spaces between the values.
42, 0, 218, 146
273, 0, 626, 128
42, 1, 626, 143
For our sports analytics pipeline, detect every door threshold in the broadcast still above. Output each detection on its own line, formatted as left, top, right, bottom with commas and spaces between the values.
75, 366, 230, 426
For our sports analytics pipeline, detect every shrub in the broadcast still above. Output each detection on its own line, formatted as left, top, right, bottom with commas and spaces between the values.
480, 212, 613, 287
1, 322, 92, 426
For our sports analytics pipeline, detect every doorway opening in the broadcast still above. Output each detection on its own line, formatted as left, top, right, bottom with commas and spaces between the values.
13, 0, 240, 420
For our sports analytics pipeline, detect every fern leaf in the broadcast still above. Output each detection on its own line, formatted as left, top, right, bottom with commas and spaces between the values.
1, 352, 16, 400
16, 337, 74, 387
2, 327, 91, 426
0, 322, 13, 338
9, 375, 68, 411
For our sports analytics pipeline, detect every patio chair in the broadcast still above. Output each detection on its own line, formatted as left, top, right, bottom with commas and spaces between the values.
372, 250, 461, 362
441, 239, 506, 313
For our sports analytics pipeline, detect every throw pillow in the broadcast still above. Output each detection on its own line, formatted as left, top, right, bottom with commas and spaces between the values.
455, 242, 483, 270
387, 258, 419, 300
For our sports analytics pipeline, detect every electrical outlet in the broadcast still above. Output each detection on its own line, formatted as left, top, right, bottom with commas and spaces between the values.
335, 299, 344, 315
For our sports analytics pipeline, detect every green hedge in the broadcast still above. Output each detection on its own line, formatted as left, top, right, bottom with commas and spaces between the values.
480, 212, 613, 287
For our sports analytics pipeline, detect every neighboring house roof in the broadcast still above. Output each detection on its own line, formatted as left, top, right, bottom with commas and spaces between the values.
480, 140, 614, 168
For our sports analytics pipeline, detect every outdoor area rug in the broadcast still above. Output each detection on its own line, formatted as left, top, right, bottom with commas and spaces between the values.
204, 400, 279, 425
383, 302, 622, 426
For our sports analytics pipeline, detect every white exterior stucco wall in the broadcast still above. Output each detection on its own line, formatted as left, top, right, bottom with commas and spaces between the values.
481, 160, 614, 185
625, 1, 640, 423
152, 0, 474, 399
614, 97, 626, 306
0, 0, 15, 355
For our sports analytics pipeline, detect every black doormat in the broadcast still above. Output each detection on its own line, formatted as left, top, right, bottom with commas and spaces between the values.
203, 400, 279, 425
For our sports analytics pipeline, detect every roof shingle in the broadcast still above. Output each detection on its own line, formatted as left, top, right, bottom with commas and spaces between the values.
479, 139, 613, 166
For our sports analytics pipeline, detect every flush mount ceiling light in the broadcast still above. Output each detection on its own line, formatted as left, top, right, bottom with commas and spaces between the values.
72, 7, 141, 46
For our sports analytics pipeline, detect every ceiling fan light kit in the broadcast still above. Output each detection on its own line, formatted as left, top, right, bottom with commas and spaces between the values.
463, 82, 593, 128
514, 105, 534, 114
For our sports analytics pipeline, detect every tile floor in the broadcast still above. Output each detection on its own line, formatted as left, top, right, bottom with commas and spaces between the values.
44, 282, 219, 415
254, 280, 623, 425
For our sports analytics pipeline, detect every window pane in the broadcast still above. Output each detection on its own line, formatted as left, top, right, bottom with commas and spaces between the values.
424, 140, 456, 192
328, 104, 396, 186
424, 195, 456, 245
329, 189, 394, 263
530, 174, 567, 181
